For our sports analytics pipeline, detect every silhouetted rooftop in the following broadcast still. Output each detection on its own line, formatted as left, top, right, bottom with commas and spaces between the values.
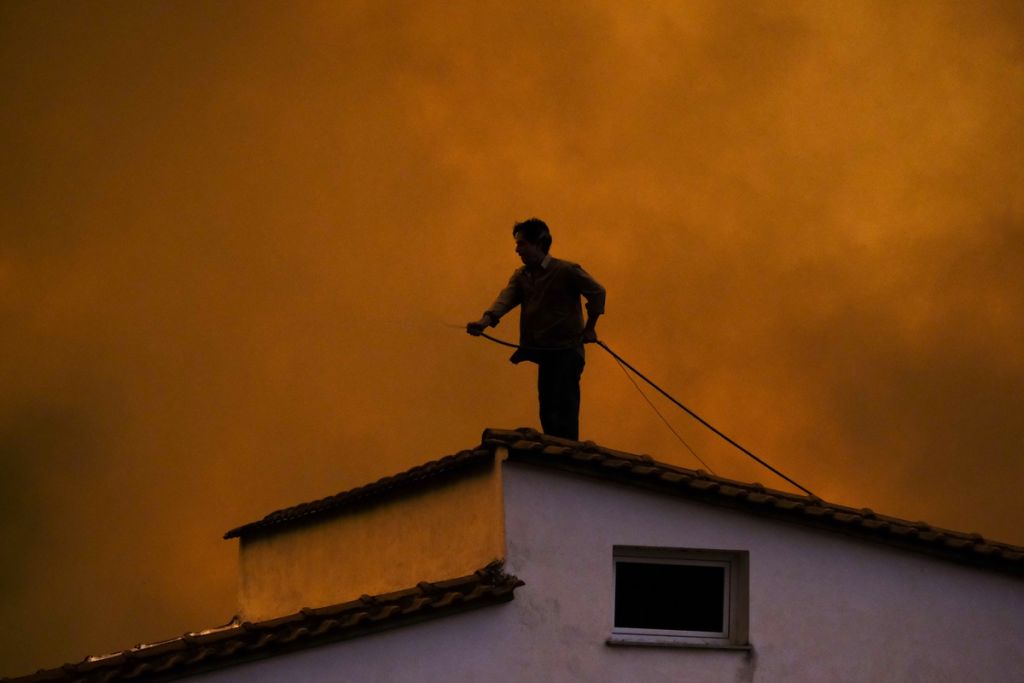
11, 427, 1023, 681
227, 427, 1024, 575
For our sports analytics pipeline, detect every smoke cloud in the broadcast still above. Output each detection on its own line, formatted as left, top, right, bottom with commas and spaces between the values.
2, 0, 1021, 675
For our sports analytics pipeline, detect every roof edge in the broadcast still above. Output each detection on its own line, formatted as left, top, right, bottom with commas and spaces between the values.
4, 561, 523, 683
483, 427, 1024, 577
224, 426, 1022, 573
224, 445, 496, 540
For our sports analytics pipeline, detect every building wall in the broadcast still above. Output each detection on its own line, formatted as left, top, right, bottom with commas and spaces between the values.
237, 458, 505, 621
196, 457, 1024, 682
498, 461, 1024, 682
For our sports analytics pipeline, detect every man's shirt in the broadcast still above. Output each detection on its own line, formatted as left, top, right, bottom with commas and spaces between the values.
483, 254, 606, 363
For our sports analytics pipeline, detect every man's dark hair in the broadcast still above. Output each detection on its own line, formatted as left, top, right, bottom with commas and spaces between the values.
513, 218, 552, 253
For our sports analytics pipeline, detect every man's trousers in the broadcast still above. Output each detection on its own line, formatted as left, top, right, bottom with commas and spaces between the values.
536, 349, 585, 441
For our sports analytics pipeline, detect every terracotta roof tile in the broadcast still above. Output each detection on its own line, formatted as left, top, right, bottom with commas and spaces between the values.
746, 492, 775, 505
832, 511, 861, 524
5, 562, 522, 683
481, 427, 1024, 576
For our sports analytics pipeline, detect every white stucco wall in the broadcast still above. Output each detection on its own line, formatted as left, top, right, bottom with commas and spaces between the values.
189, 459, 1024, 682
498, 462, 1024, 682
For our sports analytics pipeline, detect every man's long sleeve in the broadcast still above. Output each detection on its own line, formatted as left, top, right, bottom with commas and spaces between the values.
572, 265, 606, 318
483, 272, 521, 325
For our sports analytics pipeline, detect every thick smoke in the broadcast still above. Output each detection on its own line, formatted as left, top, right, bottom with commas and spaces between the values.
2, 0, 1021, 675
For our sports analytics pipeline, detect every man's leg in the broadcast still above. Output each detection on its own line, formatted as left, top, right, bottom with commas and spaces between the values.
537, 350, 584, 440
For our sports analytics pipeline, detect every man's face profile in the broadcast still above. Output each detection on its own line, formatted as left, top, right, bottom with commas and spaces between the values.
515, 236, 546, 267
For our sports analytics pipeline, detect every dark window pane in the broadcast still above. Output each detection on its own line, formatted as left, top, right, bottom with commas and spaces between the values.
615, 562, 725, 633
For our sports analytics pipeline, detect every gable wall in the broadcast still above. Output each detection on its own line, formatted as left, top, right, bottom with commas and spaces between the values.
237, 459, 505, 621
500, 460, 1024, 682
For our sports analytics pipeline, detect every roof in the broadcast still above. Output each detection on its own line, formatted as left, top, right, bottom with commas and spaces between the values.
483, 428, 1024, 576
226, 427, 1024, 575
5, 562, 523, 683
12, 428, 1023, 680
224, 447, 494, 539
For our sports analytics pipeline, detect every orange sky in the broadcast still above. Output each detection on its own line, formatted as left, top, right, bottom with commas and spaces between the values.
2, 0, 1022, 676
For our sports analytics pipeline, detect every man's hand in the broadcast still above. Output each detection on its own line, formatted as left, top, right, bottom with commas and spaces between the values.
467, 318, 490, 336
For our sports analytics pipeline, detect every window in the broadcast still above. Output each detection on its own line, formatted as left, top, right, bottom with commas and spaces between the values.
609, 546, 749, 648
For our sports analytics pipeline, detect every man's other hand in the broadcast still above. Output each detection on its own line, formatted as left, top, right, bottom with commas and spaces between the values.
467, 319, 489, 336
582, 328, 598, 344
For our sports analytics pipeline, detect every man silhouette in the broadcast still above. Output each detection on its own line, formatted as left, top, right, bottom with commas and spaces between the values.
468, 218, 606, 441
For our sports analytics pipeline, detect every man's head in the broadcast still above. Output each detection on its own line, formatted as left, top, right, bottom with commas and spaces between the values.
513, 218, 551, 267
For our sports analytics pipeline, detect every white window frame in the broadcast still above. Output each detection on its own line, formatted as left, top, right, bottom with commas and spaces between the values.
609, 546, 749, 649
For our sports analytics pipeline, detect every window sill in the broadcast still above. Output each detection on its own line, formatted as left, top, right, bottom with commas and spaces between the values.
606, 634, 752, 650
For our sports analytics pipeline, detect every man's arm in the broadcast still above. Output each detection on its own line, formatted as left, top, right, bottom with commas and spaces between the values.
467, 272, 521, 336
582, 312, 601, 343
573, 264, 606, 343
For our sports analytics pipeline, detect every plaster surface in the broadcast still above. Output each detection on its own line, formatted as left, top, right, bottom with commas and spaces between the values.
237, 458, 504, 621
499, 462, 1024, 682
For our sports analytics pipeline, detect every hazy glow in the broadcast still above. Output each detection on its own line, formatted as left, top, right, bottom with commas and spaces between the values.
2, 0, 1022, 676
